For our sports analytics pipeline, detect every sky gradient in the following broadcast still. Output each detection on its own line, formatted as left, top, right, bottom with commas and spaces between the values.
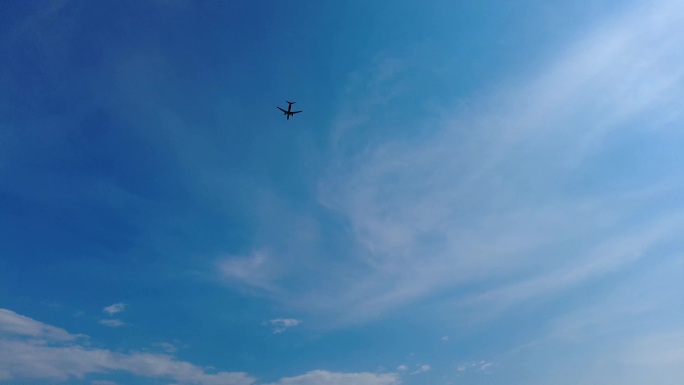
2, 1, 684, 384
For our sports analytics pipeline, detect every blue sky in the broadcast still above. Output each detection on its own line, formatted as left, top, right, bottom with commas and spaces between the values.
2, 0, 684, 384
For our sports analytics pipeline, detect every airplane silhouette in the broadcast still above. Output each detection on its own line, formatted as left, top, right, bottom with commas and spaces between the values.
277, 101, 302, 120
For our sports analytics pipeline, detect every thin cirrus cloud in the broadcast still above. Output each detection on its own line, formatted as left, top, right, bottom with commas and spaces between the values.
466, 211, 684, 312
91, 381, 119, 385
102, 303, 127, 316
266, 318, 302, 334
217, 251, 283, 293
410, 364, 431, 375
99, 319, 125, 328
318, 0, 684, 318
217, 0, 684, 326
499, 253, 684, 384
101, 303, 127, 328
0, 309, 393, 385
457, 361, 494, 373
264, 370, 398, 385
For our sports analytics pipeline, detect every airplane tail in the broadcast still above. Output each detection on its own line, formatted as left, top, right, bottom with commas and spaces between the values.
286, 100, 296, 105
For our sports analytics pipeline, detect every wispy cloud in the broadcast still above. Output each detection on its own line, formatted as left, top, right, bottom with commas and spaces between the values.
0, 309, 80, 341
465, 211, 684, 312
218, 251, 283, 292
99, 319, 125, 328
153, 341, 179, 353
1, 309, 393, 385
456, 361, 494, 373
494, 253, 684, 384
103, 303, 127, 316
546, 254, 684, 343
0, 308, 253, 385
410, 364, 431, 375
266, 318, 302, 334
620, 331, 684, 366
219, 0, 684, 327
265, 370, 398, 385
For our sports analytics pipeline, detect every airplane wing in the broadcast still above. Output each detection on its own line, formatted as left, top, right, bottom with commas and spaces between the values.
292, 110, 302, 114
277, 106, 287, 113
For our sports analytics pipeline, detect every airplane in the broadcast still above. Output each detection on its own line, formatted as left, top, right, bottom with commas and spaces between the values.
277, 101, 302, 120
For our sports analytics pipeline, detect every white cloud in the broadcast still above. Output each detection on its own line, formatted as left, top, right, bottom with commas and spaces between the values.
99, 319, 125, 328
103, 303, 127, 316
410, 364, 430, 374
396, 365, 407, 372
91, 381, 118, 385
199, 0, 684, 334
309, 0, 684, 323
466, 212, 684, 311
455, 361, 493, 373
267, 318, 302, 334
501, 328, 684, 385
0, 308, 254, 385
0, 340, 256, 385
620, 331, 684, 366
153, 342, 179, 353
1, 309, 395, 385
266, 370, 399, 385
495, 253, 684, 384
0, 309, 79, 341
508, 252, 684, 348
218, 250, 282, 292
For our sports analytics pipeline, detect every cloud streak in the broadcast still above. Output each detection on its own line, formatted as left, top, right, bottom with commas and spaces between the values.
0, 309, 80, 341
0, 309, 253, 385
103, 303, 127, 316
266, 370, 398, 385
99, 319, 125, 328
219, 0, 684, 327
1, 309, 397, 385
266, 318, 302, 334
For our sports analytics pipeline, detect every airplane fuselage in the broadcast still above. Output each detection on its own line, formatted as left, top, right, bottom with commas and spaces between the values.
277, 101, 301, 120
